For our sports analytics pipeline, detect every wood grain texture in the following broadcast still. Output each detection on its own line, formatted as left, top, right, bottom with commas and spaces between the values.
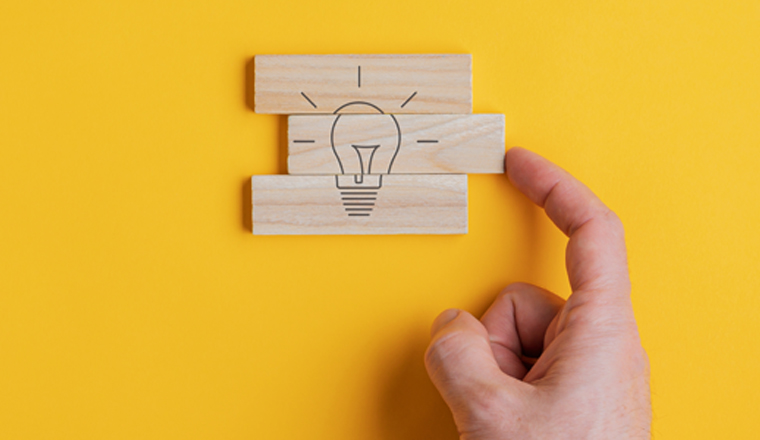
252, 174, 467, 235
288, 114, 505, 174
254, 55, 471, 114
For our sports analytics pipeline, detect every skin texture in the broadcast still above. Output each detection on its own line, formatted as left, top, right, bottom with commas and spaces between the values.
425, 148, 651, 439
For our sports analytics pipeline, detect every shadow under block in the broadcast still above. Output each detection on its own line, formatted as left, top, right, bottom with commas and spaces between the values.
254, 55, 472, 114
252, 175, 467, 235
288, 114, 505, 175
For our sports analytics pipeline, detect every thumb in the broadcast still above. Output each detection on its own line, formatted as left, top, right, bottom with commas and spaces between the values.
425, 309, 513, 415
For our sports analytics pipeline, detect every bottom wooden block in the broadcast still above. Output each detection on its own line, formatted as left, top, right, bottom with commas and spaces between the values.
252, 174, 467, 235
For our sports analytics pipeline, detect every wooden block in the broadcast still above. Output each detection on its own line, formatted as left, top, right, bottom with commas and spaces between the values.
254, 55, 471, 114
288, 114, 504, 175
252, 174, 467, 235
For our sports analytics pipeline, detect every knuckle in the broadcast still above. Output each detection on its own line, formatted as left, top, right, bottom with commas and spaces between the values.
460, 384, 520, 433
601, 208, 625, 235
634, 345, 651, 377
501, 282, 530, 296
424, 327, 485, 379
496, 286, 519, 304
425, 330, 466, 369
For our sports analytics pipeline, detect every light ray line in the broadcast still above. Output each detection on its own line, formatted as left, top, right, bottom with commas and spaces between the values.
400, 91, 418, 108
300, 92, 317, 109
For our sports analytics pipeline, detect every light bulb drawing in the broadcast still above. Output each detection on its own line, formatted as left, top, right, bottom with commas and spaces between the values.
328, 102, 401, 216
297, 64, 436, 217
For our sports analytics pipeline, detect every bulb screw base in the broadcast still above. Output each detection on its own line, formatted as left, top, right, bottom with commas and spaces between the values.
335, 175, 384, 218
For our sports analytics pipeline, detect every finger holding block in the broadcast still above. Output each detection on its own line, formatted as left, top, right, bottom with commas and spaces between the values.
252, 174, 467, 235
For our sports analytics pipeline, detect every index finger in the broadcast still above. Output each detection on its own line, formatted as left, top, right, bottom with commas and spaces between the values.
506, 148, 630, 297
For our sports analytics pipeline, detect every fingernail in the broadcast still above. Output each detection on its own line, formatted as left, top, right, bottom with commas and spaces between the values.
430, 308, 461, 337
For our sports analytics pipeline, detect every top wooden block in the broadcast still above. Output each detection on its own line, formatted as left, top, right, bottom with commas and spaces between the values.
254, 55, 472, 114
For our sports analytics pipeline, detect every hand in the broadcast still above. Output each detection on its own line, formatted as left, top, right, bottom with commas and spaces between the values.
425, 148, 651, 439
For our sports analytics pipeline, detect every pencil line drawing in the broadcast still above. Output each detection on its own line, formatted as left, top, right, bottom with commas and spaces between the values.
400, 91, 417, 108
293, 65, 435, 217
300, 92, 318, 109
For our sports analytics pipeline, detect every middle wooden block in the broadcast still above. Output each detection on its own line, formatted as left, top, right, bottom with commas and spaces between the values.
288, 114, 505, 175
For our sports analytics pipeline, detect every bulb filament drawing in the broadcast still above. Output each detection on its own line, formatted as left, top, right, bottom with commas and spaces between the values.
349, 144, 380, 183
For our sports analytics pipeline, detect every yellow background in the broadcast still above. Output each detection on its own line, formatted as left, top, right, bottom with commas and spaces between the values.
1, 0, 758, 438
